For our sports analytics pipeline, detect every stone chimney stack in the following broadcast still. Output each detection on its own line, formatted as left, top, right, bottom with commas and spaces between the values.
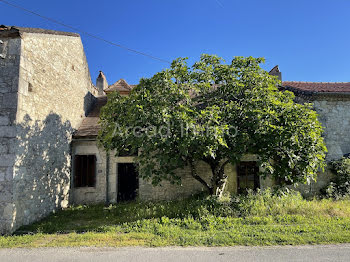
269, 65, 282, 81
96, 71, 108, 96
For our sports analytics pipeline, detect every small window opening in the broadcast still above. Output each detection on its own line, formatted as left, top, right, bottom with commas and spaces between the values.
237, 161, 260, 194
74, 155, 96, 187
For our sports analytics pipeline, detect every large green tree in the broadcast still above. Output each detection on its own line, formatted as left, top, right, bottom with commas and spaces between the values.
99, 55, 327, 196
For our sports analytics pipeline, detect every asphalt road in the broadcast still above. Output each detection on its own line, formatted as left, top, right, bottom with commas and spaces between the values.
1, 244, 350, 262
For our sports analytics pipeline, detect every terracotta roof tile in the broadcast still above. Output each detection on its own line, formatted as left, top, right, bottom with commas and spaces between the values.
104, 79, 133, 94
74, 79, 135, 138
73, 96, 107, 138
282, 81, 350, 93
74, 80, 350, 138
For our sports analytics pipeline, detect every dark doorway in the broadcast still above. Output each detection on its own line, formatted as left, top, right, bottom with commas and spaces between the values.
237, 161, 260, 194
117, 163, 139, 202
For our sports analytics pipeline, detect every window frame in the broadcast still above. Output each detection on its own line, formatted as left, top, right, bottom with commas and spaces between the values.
73, 154, 97, 188
237, 161, 260, 194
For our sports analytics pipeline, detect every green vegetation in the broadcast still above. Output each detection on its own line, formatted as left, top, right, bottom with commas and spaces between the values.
323, 157, 350, 199
99, 55, 326, 197
1, 190, 350, 248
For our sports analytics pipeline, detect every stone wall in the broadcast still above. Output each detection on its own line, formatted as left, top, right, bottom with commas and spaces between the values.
0, 36, 21, 234
71, 143, 223, 203
137, 154, 273, 201
0, 30, 96, 234
71, 140, 107, 204
138, 161, 213, 201
295, 98, 350, 195
313, 99, 350, 160
284, 96, 350, 196
71, 140, 273, 203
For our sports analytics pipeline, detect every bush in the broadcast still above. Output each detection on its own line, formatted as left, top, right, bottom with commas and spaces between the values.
323, 157, 350, 199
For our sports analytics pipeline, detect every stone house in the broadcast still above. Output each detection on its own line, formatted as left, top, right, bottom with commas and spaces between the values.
0, 25, 349, 234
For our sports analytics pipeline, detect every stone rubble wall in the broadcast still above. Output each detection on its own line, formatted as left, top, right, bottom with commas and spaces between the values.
299, 98, 350, 196
139, 161, 220, 201
139, 155, 273, 201
313, 99, 350, 161
0, 32, 96, 234
0, 36, 21, 234
72, 96, 345, 202
71, 140, 274, 203
71, 140, 107, 204
286, 96, 350, 196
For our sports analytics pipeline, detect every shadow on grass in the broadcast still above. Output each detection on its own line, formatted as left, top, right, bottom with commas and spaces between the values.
14, 196, 211, 235
15, 191, 350, 236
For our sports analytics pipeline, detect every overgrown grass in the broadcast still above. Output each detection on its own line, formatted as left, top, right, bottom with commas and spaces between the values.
1, 190, 350, 248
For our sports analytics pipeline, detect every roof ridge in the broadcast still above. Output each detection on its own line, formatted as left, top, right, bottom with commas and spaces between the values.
0, 25, 79, 37
281, 81, 350, 94
283, 81, 350, 84
107, 79, 130, 88
104, 78, 133, 93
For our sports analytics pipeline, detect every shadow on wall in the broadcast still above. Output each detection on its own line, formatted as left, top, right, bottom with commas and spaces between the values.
11, 113, 73, 230
84, 92, 97, 117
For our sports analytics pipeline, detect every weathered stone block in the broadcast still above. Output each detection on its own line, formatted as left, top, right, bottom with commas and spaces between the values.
0, 144, 7, 154
0, 126, 16, 138
0, 115, 9, 126
2, 203, 15, 221
5, 167, 13, 180
7, 39, 21, 56
2, 93, 17, 108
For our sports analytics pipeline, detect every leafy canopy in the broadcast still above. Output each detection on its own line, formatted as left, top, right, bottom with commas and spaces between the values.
99, 55, 327, 192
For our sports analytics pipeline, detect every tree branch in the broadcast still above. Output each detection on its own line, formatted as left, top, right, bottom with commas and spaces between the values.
219, 159, 231, 177
189, 160, 213, 194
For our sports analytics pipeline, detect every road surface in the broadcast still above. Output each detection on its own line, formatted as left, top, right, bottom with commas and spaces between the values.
1, 244, 350, 261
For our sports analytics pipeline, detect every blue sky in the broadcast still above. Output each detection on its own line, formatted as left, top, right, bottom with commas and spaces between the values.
1, 0, 349, 85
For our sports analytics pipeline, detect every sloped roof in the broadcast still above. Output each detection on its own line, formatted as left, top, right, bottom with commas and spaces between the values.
0, 25, 79, 37
282, 81, 350, 93
104, 79, 135, 94
73, 96, 107, 138
74, 80, 350, 138
74, 79, 136, 138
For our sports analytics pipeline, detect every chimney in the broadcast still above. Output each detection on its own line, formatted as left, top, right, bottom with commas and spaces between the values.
269, 65, 282, 81
96, 71, 108, 96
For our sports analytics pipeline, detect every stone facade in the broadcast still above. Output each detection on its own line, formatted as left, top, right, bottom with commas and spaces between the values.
291, 96, 350, 195
71, 140, 107, 204
0, 27, 96, 234
0, 35, 21, 235
70, 140, 273, 204
1, 25, 349, 235
313, 98, 350, 161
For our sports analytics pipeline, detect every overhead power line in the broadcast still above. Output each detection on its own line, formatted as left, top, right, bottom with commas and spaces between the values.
0, 0, 171, 64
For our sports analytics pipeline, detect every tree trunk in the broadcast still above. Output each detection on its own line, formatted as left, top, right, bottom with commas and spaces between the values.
210, 160, 230, 197
213, 176, 228, 197
189, 160, 213, 194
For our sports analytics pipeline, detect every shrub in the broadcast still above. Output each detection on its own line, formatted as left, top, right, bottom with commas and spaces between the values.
232, 189, 305, 217
323, 157, 350, 199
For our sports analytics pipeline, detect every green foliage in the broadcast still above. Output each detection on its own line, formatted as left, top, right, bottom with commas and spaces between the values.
4, 192, 350, 247
18, 190, 350, 234
99, 54, 327, 193
323, 157, 350, 199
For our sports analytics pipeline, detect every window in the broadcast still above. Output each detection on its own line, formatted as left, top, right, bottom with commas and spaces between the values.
74, 155, 96, 187
237, 161, 260, 194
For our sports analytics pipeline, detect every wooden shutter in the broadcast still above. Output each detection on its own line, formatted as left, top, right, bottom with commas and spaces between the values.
74, 155, 96, 187
87, 155, 96, 187
74, 155, 82, 187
